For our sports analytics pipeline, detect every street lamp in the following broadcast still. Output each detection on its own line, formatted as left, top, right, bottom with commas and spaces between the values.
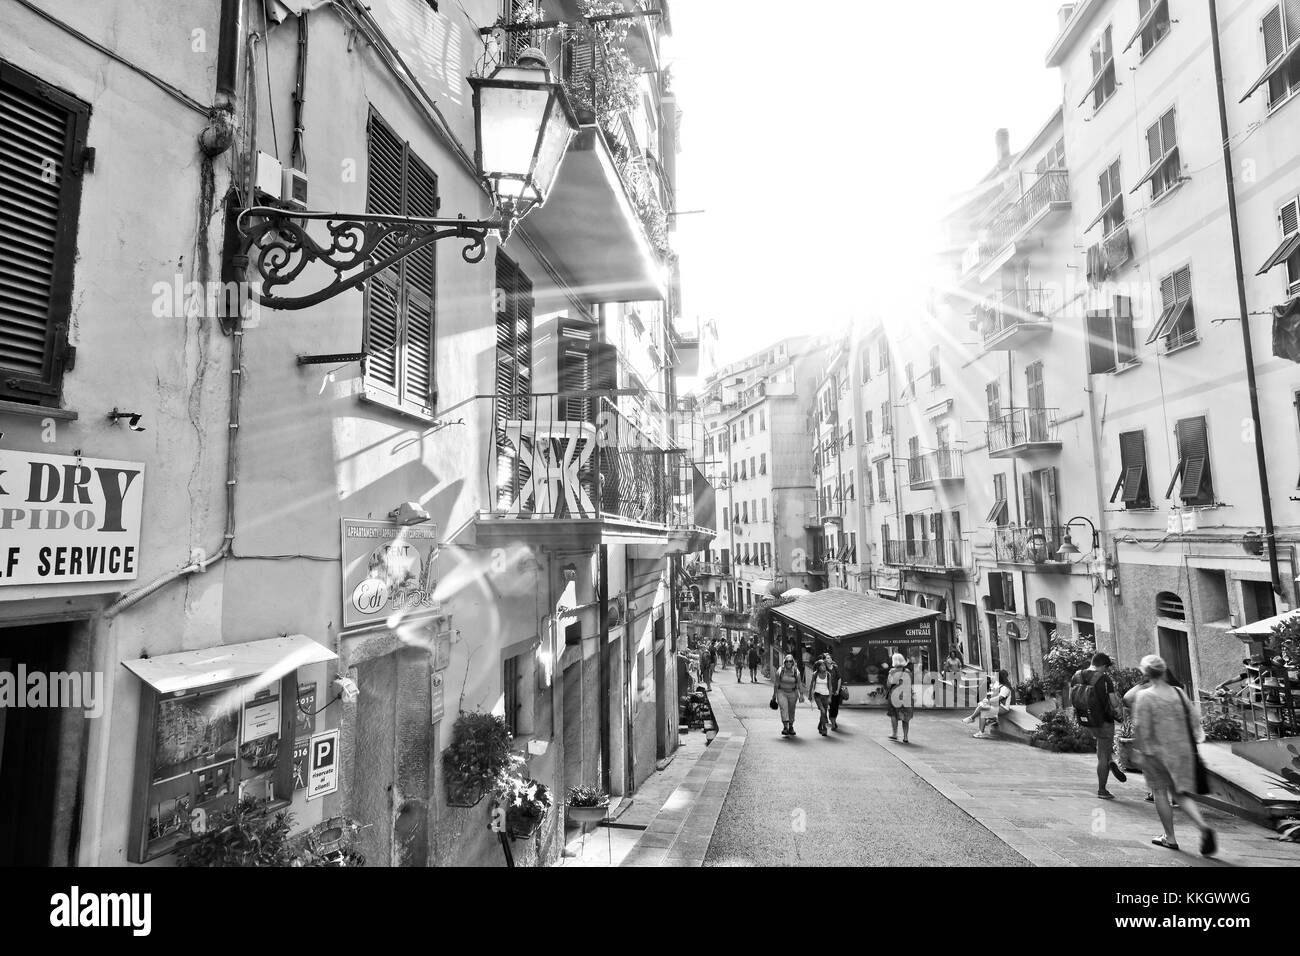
236, 53, 578, 311
1056, 515, 1101, 559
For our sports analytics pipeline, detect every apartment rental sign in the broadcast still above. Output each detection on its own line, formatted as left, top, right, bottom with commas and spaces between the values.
0, 449, 145, 587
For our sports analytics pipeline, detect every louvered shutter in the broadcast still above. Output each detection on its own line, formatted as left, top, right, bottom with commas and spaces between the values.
1176, 417, 1213, 503
1161, 109, 1178, 152
363, 115, 404, 396
1147, 120, 1163, 166
1114, 295, 1137, 364
1266, 5, 1287, 62
401, 153, 438, 411
1022, 472, 1038, 528
1119, 431, 1149, 505
1044, 467, 1059, 527
1086, 311, 1116, 374
1284, 199, 1299, 238
0, 63, 88, 402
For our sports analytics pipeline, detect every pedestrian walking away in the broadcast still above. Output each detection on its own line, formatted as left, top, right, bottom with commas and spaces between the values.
698, 644, 714, 691
810, 659, 834, 736
747, 643, 762, 683
821, 652, 844, 730
1131, 654, 1218, 856
771, 654, 806, 737
735, 639, 746, 682
1124, 667, 1182, 807
964, 669, 1012, 737
1070, 652, 1128, 799
885, 653, 914, 743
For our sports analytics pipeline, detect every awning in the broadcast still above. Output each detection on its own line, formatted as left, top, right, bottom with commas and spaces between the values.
1122, 0, 1167, 53
122, 634, 337, 695
1240, 37, 1300, 103
1145, 296, 1191, 344
1228, 607, 1297, 638
770, 587, 939, 641
1257, 233, 1300, 276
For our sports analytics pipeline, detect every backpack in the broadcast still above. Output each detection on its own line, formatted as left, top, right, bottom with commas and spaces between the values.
1070, 670, 1105, 725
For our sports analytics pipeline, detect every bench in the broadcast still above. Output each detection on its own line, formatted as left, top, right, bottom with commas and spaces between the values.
986, 705, 1041, 744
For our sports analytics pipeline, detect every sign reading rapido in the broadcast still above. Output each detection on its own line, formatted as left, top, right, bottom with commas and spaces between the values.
0, 450, 145, 587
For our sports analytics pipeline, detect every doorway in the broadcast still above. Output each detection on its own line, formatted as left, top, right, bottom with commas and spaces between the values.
985, 613, 1001, 673
653, 617, 667, 760
1157, 627, 1194, 698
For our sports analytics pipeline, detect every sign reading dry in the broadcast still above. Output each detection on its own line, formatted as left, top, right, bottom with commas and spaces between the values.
0, 450, 145, 587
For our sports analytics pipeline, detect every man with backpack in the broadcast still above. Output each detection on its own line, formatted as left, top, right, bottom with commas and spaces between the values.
1070, 652, 1129, 799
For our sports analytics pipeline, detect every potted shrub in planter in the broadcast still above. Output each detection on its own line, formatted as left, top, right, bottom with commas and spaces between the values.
1113, 715, 1138, 771
1042, 632, 1096, 708
566, 785, 609, 826
496, 774, 552, 839
442, 711, 513, 807
1028, 709, 1094, 753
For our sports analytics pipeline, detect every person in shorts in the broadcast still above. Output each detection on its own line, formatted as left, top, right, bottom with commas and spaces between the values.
1071, 652, 1128, 799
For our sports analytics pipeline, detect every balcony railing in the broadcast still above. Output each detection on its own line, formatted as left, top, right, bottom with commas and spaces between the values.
489, 394, 705, 530
979, 286, 1056, 347
986, 407, 1060, 457
993, 525, 1069, 568
884, 539, 965, 569
907, 450, 964, 488
980, 170, 1071, 261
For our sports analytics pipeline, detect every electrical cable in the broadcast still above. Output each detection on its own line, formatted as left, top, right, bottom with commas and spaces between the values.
260, 0, 281, 159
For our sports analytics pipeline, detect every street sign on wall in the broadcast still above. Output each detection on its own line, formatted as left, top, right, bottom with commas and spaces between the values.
0, 449, 144, 587
340, 518, 441, 630
306, 729, 340, 800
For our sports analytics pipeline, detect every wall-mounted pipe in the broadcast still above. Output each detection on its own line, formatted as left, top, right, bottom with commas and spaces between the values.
199, 0, 245, 156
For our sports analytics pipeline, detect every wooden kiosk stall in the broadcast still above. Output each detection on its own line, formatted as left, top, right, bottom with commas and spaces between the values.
769, 589, 941, 707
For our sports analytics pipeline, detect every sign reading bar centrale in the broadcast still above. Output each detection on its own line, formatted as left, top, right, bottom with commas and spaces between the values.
0, 449, 145, 587
340, 518, 441, 630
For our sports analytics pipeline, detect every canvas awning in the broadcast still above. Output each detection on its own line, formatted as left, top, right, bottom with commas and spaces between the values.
771, 587, 939, 641
1227, 608, 1298, 639
122, 634, 337, 695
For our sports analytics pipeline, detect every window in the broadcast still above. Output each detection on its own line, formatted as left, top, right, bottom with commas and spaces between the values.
761, 497, 768, 522
1036, 137, 1066, 174
861, 346, 872, 383
749, 413, 755, 435
363, 111, 438, 417
739, 419, 745, 441
1124, 0, 1171, 58
864, 469, 874, 502
1085, 296, 1137, 374
1136, 107, 1181, 200
878, 342, 890, 372
722, 509, 729, 530
1026, 361, 1045, 411
1073, 601, 1095, 641
1156, 591, 1186, 620
929, 346, 941, 388
1149, 265, 1196, 351
845, 426, 854, 447
503, 654, 523, 736
988, 571, 1016, 613
880, 400, 892, 434
1080, 24, 1117, 112
494, 251, 533, 508
1244, 2, 1300, 110
847, 469, 856, 500
1166, 416, 1215, 505
864, 410, 874, 443
1111, 430, 1152, 508
904, 362, 916, 399
908, 435, 920, 461
986, 381, 1001, 424
875, 458, 889, 500
1257, 197, 1300, 296
1089, 159, 1125, 236
731, 424, 738, 444
0, 60, 90, 406
759, 409, 766, 431
986, 473, 1009, 526
759, 453, 767, 475
742, 501, 749, 523
1021, 467, 1060, 530
750, 456, 756, 477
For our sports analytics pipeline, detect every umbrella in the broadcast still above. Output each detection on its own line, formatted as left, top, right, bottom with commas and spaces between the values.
781, 588, 811, 599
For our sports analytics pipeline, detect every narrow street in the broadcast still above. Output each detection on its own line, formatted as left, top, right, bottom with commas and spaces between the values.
701, 677, 1027, 866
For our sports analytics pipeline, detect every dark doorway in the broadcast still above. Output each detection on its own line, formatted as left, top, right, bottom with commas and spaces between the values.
654, 617, 667, 760
0, 622, 76, 865
985, 613, 1002, 673
1241, 580, 1276, 625
1157, 627, 1194, 698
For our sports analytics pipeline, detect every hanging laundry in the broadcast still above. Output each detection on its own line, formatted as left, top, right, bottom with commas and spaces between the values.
1272, 297, 1300, 363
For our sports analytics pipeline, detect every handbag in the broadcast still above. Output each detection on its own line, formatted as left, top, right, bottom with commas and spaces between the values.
838, 685, 850, 703
769, 698, 779, 710
1174, 688, 1211, 795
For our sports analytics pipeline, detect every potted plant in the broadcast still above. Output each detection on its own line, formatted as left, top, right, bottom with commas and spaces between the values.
566, 784, 609, 825
496, 773, 552, 839
1028, 709, 1094, 753
1041, 632, 1096, 707
442, 711, 513, 807
1202, 711, 1244, 742
1113, 715, 1138, 770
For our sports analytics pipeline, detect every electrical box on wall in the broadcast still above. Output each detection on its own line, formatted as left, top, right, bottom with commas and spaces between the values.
255, 152, 283, 201
282, 167, 309, 211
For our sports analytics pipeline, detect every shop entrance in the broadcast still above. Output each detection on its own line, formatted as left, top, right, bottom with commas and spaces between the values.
0, 622, 80, 865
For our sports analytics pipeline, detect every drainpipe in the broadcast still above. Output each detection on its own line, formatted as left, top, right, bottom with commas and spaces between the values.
1208, 0, 1285, 603
199, 0, 244, 156
598, 544, 610, 795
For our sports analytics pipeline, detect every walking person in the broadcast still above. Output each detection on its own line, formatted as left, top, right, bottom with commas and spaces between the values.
771, 654, 806, 737
1131, 654, 1217, 856
698, 643, 713, 691
735, 639, 747, 683
809, 659, 834, 736
1070, 652, 1128, 799
747, 642, 761, 683
1125, 669, 1182, 807
821, 652, 844, 730
885, 653, 914, 743
964, 669, 1012, 737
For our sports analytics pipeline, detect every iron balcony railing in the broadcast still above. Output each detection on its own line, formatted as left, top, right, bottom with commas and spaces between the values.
884, 539, 966, 569
979, 170, 1070, 261
907, 449, 964, 486
979, 286, 1056, 344
491, 393, 704, 530
986, 407, 1060, 455
993, 525, 1068, 565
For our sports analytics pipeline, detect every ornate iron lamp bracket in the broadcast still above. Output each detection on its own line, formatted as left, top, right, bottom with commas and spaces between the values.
235, 206, 509, 311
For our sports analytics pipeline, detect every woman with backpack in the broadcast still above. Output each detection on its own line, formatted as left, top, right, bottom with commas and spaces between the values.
771, 654, 806, 737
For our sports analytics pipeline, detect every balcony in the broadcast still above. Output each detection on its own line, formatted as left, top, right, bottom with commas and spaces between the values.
978, 286, 1056, 351
986, 408, 1061, 459
883, 539, 966, 573
907, 450, 965, 490
993, 525, 1072, 573
804, 495, 843, 527
475, 395, 713, 552
965, 170, 1071, 281
680, 609, 754, 632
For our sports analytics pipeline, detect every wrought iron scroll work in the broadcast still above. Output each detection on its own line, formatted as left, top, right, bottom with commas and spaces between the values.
236, 207, 506, 311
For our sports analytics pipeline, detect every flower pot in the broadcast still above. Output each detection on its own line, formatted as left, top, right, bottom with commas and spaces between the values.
567, 804, 607, 826
445, 777, 487, 808
507, 808, 546, 839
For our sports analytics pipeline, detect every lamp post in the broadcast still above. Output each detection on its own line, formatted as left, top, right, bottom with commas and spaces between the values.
1055, 515, 1101, 560
236, 52, 577, 311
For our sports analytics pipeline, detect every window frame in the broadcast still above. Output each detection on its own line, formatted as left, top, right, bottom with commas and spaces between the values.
1111, 429, 1152, 508
1165, 415, 1216, 506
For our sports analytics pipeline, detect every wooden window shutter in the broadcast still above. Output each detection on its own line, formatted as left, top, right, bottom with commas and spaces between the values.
1114, 295, 1137, 364
1045, 467, 1059, 527
986, 381, 1000, 421
1176, 417, 1213, 503
1022, 472, 1039, 527
1264, 6, 1286, 64
402, 152, 438, 410
0, 62, 90, 404
1086, 310, 1116, 374
1117, 430, 1149, 505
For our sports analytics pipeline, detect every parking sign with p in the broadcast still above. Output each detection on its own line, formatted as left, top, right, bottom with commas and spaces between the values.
307, 729, 340, 800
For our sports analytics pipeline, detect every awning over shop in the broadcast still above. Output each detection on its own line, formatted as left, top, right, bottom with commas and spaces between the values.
771, 587, 939, 642
1228, 608, 1298, 640
122, 634, 337, 695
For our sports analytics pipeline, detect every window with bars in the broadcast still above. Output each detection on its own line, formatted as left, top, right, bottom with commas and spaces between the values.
1080, 24, 1117, 112
1137, 107, 1181, 200
1166, 416, 1215, 505
363, 111, 438, 417
494, 251, 533, 509
1086, 296, 1138, 374
1111, 430, 1152, 508
0, 60, 89, 406
1149, 264, 1197, 351
1258, 197, 1300, 296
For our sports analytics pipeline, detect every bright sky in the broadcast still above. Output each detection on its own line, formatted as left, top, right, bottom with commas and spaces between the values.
665, 1, 1068, 368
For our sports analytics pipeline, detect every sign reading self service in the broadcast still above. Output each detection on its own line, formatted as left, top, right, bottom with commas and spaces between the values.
0, 449, 144, 587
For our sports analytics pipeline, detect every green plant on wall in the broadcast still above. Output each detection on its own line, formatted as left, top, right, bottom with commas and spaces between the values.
1042, 631, 1096, 698
443, 711, 514, 793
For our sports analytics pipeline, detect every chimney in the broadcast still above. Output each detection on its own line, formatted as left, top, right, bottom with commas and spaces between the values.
996, 128, 1011, 163
1058, 4, 1077, 31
